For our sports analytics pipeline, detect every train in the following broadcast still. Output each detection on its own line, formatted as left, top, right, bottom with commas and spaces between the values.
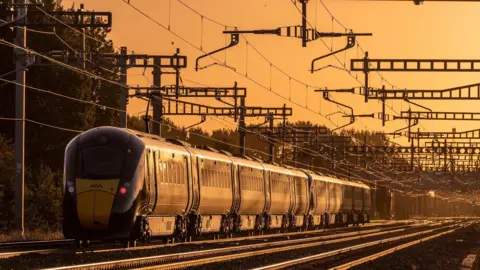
62, 126, 372, 247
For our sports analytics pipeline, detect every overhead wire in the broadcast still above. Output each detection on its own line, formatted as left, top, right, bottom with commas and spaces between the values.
121, 0, 432, 186
9, 3, 441, 190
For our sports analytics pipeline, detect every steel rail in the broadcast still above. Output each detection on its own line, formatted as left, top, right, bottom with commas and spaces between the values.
44, 222, 438, 270
329, 222, 474, 270
0, 239, 73, 248
251, 222, 462, 270
0, 221, 403, 259
78, 220, 409, 255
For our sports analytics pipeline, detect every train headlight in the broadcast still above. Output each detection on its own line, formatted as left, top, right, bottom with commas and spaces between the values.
67, 181, 75, 194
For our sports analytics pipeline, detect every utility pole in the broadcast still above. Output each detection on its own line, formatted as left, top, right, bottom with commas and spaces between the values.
152, 57, 161, 135
300, 0, 308, 47
119, 47, 127, 128
239, 97, 246, 156
268, 114, 274, 162
363, 51, 369, 103
14, 0, 26, 234
7, 3, 112, 234
282, 104, 287, 163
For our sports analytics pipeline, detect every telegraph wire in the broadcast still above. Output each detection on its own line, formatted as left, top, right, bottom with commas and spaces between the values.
0, 39, 128, 89
0, 77, 125, 113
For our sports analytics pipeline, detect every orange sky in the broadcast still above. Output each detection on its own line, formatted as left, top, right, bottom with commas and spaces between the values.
62, 0, 480, 145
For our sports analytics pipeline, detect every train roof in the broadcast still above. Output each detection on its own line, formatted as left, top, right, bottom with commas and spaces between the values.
189, 146, 234, 164
122, 128, 369, 189
305, 170, 370, 189
126, 129, 191, 155
230, 155, 264, 170
262, 162, 294, 175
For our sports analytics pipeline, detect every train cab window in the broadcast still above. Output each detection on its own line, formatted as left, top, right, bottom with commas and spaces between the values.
77, 146, 124, 179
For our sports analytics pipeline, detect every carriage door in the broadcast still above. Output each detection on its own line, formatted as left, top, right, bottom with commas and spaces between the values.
264, 170, 271, 213
145, 149, 157, 213
289, 176, 296, 214
188, 155, 200, 213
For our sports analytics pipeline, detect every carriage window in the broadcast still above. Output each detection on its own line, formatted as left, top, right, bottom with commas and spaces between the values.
208, 169, 211, 186
178, 163, 182, 185
169, 163, 174, 185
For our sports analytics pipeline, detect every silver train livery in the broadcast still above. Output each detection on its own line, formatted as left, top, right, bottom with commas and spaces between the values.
62, 127, 371, 245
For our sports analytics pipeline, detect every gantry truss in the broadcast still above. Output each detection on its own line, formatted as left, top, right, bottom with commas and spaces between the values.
158, 97, 292, 117
394, 111, 480, 121
410, 128, 480, 140
351, 58, 480, 72
131, 85, 247, 98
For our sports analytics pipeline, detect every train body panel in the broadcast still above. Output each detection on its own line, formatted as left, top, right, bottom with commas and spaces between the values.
231, 156, 266, 215
326, 180, 342, 214
192, 148, 235, 215
143, 140, 192, 216
264, 164, 292, 215
288, 169, 310, 216
310, 174, 328, 216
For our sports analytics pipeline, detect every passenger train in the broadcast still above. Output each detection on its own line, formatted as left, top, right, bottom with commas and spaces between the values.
62, 127, 372, 246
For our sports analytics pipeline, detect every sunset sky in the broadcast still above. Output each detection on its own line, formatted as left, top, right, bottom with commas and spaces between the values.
62, 0, 480, 145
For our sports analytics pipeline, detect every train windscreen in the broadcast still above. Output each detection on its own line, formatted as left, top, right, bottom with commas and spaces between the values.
77, 146, 125, 179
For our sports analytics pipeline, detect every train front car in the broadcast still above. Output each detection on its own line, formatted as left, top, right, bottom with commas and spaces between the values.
62, 127, 146, 245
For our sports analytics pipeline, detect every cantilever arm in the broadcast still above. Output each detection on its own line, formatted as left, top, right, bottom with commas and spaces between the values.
392, 118, 419, 137
323, 92, 356, 133
332, 116, 355, 133
184, 115, 207, 131
402, 90, 432, 112
196, 33, 240, 71
311, 35, 356, 73
323, 92, 354, 116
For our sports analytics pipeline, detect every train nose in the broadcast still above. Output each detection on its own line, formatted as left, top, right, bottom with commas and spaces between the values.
75, 179, 120, 229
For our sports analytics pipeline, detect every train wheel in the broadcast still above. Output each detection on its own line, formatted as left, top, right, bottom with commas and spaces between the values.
75, 239, 81, 249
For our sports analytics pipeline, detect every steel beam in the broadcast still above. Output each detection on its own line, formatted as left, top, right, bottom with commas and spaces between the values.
1, 9, 112, 27
366, 82, 480, 100
102, 54, 187, 69
351, 58, 480, 72
411, 128, 480, 140
155, 97, 292, 117
394, 111, 480, 121
131, 85, 246, 98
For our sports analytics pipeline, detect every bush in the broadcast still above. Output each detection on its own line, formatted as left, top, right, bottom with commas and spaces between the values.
0, 134, 63, 235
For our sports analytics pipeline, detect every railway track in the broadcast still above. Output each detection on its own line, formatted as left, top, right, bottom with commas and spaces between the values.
36, 219, 459, 270
253, 221, 475, 270
0, 220, 407, 260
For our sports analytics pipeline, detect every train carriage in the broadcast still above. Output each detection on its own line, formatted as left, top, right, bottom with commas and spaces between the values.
230, 155, 267, 231
189, 146, 235, 234
62, 127, 372, 245
306, 171, 326, 227
287, 168, 310, 228
263, 163, 293, 230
